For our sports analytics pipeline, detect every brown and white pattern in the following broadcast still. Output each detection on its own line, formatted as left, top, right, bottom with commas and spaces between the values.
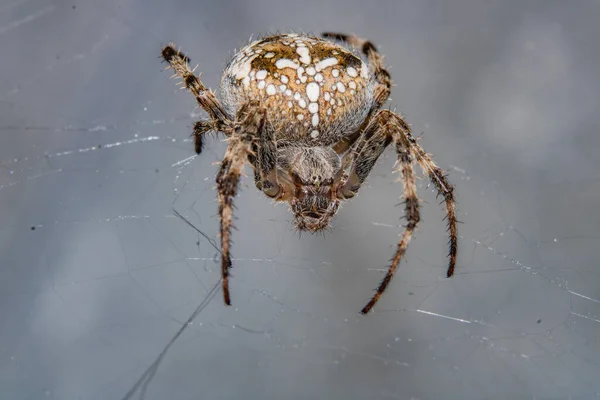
161, 32, 458, 314
220, 33, 374, 146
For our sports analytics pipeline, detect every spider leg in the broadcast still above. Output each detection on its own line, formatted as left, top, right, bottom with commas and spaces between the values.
335, 111, 419, 314
322, 32, 391, 108
162, 44, 231, 132
337, 122, 389, 199
246, 115, 280, 198
192, 119, 213, 155
392, 114, 458, 278
216, 101, 267, 305
362, 145, 418, 314
337, 110, 457, 313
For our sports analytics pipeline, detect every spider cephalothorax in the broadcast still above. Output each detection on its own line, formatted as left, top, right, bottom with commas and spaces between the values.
162, 32, 458, 314
277, 146, 341, 231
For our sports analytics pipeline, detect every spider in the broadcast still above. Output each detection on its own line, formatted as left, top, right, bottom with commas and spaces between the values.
161, 32, 457, 314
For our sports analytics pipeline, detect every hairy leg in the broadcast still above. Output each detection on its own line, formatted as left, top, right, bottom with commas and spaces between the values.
337, 112, 392, 199
247, 117, 280, 198
392, 115, 458, 277
216, 101, 268, 305
361, 145, 419, 314
337, 109, 457, 313
334, 110, 419, 313
162, 44, 231, 152
192, 120, 213, 154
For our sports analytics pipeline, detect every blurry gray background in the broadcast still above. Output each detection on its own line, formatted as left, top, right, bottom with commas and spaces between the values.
1, 0, 600, 399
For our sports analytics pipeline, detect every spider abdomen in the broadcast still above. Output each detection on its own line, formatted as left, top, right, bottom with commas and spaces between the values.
220, 34, 375, 146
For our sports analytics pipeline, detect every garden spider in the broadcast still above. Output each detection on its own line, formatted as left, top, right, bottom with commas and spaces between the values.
161, 32, 457, 314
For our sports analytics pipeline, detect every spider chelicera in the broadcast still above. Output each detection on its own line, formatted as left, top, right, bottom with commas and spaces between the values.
161, 32, 458, 314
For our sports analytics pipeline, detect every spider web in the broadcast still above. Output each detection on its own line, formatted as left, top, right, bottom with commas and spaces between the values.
1, 1, 600, 399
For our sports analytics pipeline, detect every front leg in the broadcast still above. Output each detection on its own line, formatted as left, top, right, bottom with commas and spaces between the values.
216, 101, 267, 305
247, 117, 281, 199
336, 110, 457, 313
335, 110, 421, 313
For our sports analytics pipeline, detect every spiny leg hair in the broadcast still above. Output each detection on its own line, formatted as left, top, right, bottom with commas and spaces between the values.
216, 101, 267, 305
322, 32, 392, 108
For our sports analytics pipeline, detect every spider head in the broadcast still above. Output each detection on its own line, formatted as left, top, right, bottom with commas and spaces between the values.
290, 187, 340, 232
280, 147, 341, 232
